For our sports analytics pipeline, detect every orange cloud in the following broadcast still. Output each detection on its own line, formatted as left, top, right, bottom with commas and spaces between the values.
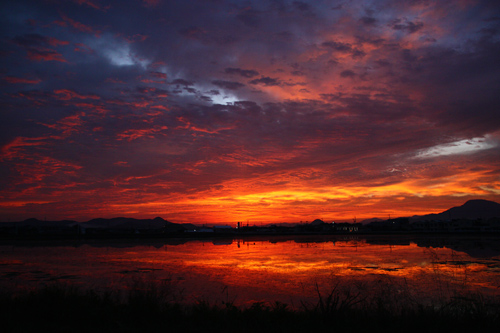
27, 48, 67, 62
3, 76, 41, 84
74, 0, 110, 11
54, 89, 100, 100
56, 13, 98, 35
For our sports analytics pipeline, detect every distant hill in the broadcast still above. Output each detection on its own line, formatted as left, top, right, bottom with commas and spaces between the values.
360, 218, 384, 225
83, 217, 169, 229
410, 199, 500, 222
2, 216, 193, 232
310, 219, 325, 226
1, 218, 77, 227
81, 217, 194, 232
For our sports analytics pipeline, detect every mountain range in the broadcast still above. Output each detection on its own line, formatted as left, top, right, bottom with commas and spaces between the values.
2, 199, 500, 227
407, 199, 500, 222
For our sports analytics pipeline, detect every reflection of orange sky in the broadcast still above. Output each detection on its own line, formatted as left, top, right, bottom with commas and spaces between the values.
110, 238, 500, 306
2, 237, 499, 307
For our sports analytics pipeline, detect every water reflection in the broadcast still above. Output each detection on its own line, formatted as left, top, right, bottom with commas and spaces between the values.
1, 235, 499, 307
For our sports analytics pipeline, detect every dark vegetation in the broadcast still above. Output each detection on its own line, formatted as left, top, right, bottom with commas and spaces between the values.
1, 279, 499, 333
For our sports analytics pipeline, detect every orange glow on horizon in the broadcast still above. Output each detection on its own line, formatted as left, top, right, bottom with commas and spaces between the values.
73, 168, 499, 224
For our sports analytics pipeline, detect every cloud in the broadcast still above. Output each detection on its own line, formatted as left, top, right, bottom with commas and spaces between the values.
340, 70, 356, 78
236, 8, 262, 27
117, 125, 168, 141
322, 40, 353, 52
391, 18, 424, 34
87, 34, 150, 67
74, 0, 109, 11
414, 137, 497, 159
293, 1, 311, 12
142, 0, 161, 8
171, 79, 194, 86
212, 80, 245, 90
149, 71, 167, 79
12, 34, 68, 47
179, 26, 206, 40
321, 40, 366, 59
224, 67, 259, 78
3, 76, 41, 84
11, 33, 69, 62
55, 13, 97, 34
360, 16, 377, 26
53, 89, 100, 101
26, 48, 67, 62
249, 76, 281, 86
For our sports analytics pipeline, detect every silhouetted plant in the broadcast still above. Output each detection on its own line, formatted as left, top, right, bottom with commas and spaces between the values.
1, 279, 500, 333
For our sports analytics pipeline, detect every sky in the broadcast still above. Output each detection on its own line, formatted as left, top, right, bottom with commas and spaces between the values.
1, 0, 500, 224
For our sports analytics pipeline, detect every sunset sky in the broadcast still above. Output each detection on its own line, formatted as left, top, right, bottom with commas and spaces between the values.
1, 0, 499, 224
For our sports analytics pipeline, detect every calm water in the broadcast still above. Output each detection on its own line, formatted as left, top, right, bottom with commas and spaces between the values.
1, 235, 500, 307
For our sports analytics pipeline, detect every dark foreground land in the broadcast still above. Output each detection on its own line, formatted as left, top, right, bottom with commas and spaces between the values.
1, 282, 499, 333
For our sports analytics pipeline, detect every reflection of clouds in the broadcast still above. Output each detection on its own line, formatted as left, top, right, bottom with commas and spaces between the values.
2, 238, 499, 306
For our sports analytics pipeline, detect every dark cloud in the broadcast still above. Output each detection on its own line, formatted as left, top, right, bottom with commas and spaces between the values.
149, 71, 167, 79
293, 1, 311, 12
322, 40, 365, 59
236, 8, 262, 27
206, 89, 220, 95
360, 16, 377, 26
224, 67, 259, 78
12, 33, 52, 47
249, 76, 281, 86
212, 80, 245, 90
26, 48, 67, 62
322, 40, 352, 52
171, 79, 194, 86
179, 26, 206, 40
355, 35, 385, 46
340, 70, 356, 78
351, 49, 366, 59
391, 18, 424, 33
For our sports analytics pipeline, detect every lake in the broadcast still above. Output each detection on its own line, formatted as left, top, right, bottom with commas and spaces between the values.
1, 235, 500, 308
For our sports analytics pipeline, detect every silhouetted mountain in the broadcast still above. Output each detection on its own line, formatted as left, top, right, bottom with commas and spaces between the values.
360, 218, 384, 225
81, 217, 193, 232
310, 219, 325, 226
410, 199, 500, 222
5, 218, 77, 227
1, 217, 192, 231
83, 217, 165, 229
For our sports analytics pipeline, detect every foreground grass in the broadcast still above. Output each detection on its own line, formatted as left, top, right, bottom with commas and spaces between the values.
1, 282, 499, 333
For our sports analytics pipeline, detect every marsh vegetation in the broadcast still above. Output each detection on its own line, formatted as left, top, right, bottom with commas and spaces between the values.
1, 274, 499, 333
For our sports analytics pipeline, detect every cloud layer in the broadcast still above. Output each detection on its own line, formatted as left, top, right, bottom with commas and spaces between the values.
1, 0, 500, 223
